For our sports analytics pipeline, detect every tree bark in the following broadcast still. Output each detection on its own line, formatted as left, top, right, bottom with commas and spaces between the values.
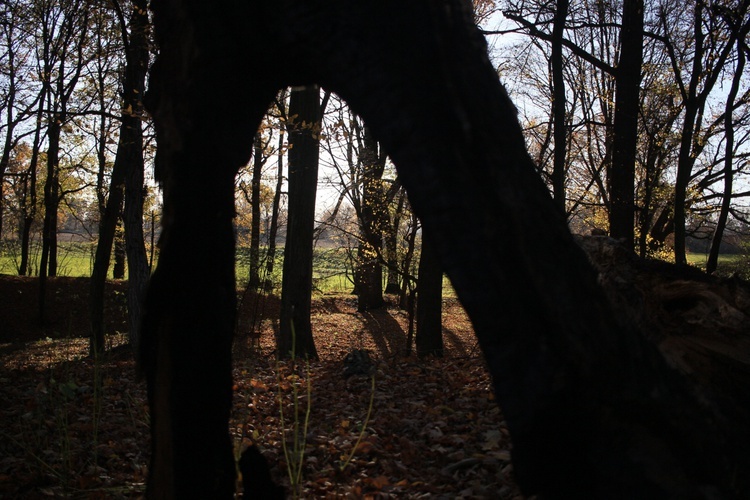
264, 113, 286, 290
707, 40, 744, 274
384, 189, 405, 294
90, 181, 124, 355
278, 85, 320, 359
248, 132, 264, 289
19, 95, 45, 276
113, 221, 126, 279
608, 0, 643, 251
354, 126, 386, 311
119, 0, 151, 350
145, 1, 742, 497
142, 0, 275, 493
416, 234, 443, 358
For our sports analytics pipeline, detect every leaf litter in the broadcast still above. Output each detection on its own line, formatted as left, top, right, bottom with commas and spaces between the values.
0, 283, 522, 499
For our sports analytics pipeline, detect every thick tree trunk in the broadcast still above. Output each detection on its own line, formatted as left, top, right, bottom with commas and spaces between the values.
354, 127, 386, 311
278, 85, 320, 359
120, 0, 151, 350
143, 0, 276, 494
608, 0, 643, 251
416, 235, 443, 358
146, 1, 741, 497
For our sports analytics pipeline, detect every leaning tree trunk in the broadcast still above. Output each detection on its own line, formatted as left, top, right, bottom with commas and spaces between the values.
145, 1, 741, 498
707, 39, 744, 275
89, 179, 124, 356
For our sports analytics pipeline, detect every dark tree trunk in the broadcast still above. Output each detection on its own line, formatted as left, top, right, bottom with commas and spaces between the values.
278, 85, 320, 359
145, 1, 742, 497
637, 146, 658, 258
384, 190, 405, 294
39, 118, 61, 320
415, 235, 443, 358
248, 132, 263, 288
354, 126, 386, 311
707, 40, 744, 274
19, 106, 44, 277
673, 3, 704, 265
399, 210, 419, 309
119, 0, 151, 350
608, 0, 643, 251
264, 117, 285, 289
550, 0, 568, 214
113, 220, 126, 279
90, 181, 124, 355
142, 0, 275, 494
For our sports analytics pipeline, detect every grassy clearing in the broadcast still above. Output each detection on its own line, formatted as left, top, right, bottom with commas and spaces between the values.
0, 241, 102, 278
686, 252, 749, 278
1, 241, 492, 297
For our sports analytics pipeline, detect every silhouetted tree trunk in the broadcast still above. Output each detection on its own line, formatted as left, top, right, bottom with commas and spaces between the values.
18, 102, 44, 276
399, 210, 419, 309
119, 0, 151, 350
354, 126, 387, 311
416, 235, 442, 358
39, 117, 62, 319
707, 39, 744, 274
90, 0, 150, 355
608, 0, 643, 251
90, 181, 124, 354
0, 7, 26, 242
264, 109, 286, 290
38, 2, 89, 319
384, 189, 405, 294
113, 221, 126, 278
278, 85, 321, 359
248, 132, 264, 288
40, 118, 61, 279
144, 2, 743, 497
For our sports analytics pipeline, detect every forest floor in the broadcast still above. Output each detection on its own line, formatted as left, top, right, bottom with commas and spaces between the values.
0, 275, 521, 499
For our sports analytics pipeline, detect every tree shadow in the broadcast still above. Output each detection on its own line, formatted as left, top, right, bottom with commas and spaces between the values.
442, 327, 474, 357
358, 308, 407, 358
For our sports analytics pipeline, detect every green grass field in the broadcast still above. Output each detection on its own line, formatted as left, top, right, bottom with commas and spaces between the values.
686, 252, 748, 277
0, 241, 358, 294
0, 241, 106, 278
6, 241, 743, 296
